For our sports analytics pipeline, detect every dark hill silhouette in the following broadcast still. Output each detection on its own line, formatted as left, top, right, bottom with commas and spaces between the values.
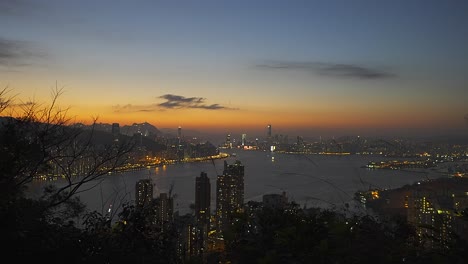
0, 117, 166, 153
74, 126, 166, 153
80, 122, 161, 137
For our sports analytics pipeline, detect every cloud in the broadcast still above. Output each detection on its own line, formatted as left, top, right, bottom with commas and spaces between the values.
0, 0, 40, 16
159, 94, 204, 104
0, 0, 24, 15
113, 94, 237, 113
195, 104, 225, 110
256, 60, 395, 79
0, 38, 43, 68
112, 104, 158, 113
157, 94, 237, 110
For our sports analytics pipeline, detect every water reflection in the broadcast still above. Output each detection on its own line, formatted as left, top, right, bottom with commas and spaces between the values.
28, 150, 443, 216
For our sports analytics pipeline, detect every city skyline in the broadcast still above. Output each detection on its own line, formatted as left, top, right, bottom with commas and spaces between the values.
1, 0, 468, 137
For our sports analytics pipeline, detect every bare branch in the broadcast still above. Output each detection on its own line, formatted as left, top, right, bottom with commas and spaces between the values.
0, 86, 135, 211
0, 86, 15, 113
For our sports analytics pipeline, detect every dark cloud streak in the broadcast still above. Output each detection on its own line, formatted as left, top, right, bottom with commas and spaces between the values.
0, 0, 40, 16
256, 61, 395, 79
157, 94, 236, 110
0, 38, 42, 67
159, 94, 204, 104
113, 94, 237, 113
112, 104, 159, 113
195, 104, 225, 110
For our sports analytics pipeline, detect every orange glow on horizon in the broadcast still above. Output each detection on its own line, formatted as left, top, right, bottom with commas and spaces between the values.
3, 86, 465, 136
59, 104, 464, 134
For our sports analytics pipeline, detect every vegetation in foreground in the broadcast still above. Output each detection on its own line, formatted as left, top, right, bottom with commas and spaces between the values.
1, 88, 468, 263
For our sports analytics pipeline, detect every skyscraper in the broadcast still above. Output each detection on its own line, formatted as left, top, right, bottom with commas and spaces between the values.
241, 134, 246, 146
195, 172, 211, 227
195, 172, 211, 256
177, 126, 184, 161
135, 179, 153, 207
156, 192, 174, 225
216, 160, 244, 233
267, 124, 272, 145
407, 189, 454, 249
224, 133, 232, 148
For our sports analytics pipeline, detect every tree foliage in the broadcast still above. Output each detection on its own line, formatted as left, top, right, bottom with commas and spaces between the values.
1, 87, 468, 263
0, 87, 139, 262
224, 204, 468, 264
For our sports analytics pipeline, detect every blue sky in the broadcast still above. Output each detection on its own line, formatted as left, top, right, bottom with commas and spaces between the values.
1, 0, 467, 137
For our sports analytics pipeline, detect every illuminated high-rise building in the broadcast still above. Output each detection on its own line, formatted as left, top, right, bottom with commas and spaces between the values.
176, 126, 184, 161
195, 172, 211, 227
241, 134, 246, 146
267, 124, 272, 145
195, 172, 211, 256
407, 189, 454, 249
224, 133, 232, 148
216, 160, 244, 233
175, 214, 197, 261
135, 179, 153, 207
156, 192, 174, 225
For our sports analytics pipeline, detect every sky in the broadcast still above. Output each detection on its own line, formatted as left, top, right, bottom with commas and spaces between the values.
1, 0, 467, 139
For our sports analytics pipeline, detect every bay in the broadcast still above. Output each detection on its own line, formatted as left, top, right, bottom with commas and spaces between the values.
28, 150, 444, 217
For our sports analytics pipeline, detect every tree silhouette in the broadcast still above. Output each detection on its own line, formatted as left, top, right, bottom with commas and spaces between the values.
0, 86, 135, 262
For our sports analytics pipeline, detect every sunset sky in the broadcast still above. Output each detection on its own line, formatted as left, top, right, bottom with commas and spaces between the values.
1, 0, 467, 138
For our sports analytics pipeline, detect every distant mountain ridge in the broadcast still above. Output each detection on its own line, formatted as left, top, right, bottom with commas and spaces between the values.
77, 122, 161, 137
75, 122, 166, 153
0, 117, 167, 153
